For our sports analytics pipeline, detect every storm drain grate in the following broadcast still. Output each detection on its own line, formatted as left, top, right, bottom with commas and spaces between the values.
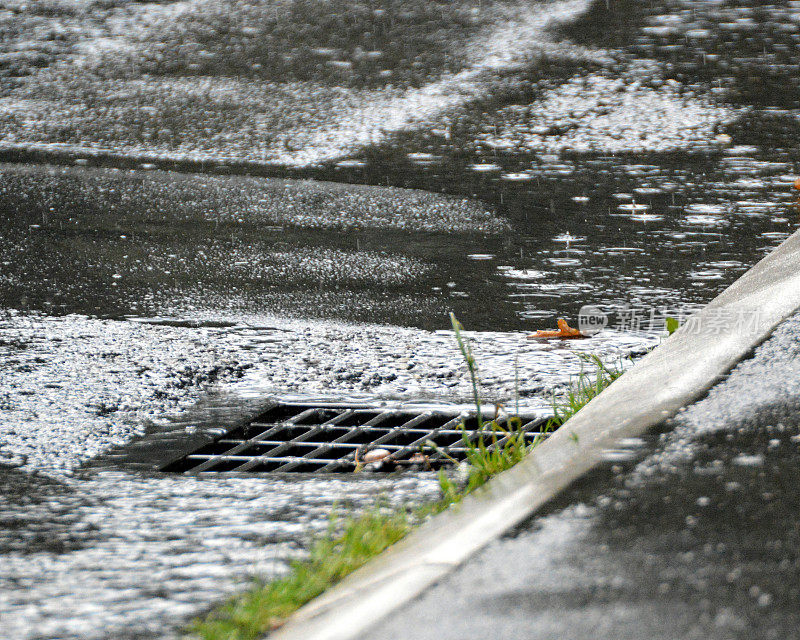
162, 402, 551, 474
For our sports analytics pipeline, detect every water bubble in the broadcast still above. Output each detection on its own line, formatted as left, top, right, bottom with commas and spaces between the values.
618, 203, 650, 212
468, 163, 502, 172
500, 172, 531, 181
732, 454, 764, 467
497, 267, 546, 280
335, 159, 366, 169
407, 153, 440, 163
630, 213, 663, 222
684, 215, 725, 226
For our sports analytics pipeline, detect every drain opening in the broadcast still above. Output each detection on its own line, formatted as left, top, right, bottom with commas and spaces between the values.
162, 402, 551, 474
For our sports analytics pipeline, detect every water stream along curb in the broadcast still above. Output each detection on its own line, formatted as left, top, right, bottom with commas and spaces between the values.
266, 226, 800, 640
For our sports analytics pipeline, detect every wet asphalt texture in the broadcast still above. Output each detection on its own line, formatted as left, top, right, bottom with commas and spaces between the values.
0, 0, 799, 638
373, 313, 800, 640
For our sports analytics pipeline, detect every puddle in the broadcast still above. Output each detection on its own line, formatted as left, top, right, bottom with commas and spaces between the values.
317, 150, 798, 328
0, 155, 795, 332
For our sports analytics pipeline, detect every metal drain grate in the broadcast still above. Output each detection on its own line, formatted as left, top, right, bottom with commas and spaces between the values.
162, 402, 551, 474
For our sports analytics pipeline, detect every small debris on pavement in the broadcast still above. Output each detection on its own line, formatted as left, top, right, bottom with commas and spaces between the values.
528, 319, 585, 340
362, 448, 391, 464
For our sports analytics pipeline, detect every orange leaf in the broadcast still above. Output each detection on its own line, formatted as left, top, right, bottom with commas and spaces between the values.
528, 318, 585, 340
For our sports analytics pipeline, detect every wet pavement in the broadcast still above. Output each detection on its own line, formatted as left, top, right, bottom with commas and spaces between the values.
0, 0, 601, 165
0, 312, 654, 474
0, 0, 799, 638
0, 310, 651, 639
372, 311, 800, 640
0, 467, 441, 640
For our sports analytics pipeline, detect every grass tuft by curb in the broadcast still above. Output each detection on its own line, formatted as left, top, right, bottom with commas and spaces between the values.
546, 353, 625, 430
189, 508, 411, 640
188, 317, 625, 640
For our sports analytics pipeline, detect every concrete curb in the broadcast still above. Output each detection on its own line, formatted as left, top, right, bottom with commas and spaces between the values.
268, 229, 800, 640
